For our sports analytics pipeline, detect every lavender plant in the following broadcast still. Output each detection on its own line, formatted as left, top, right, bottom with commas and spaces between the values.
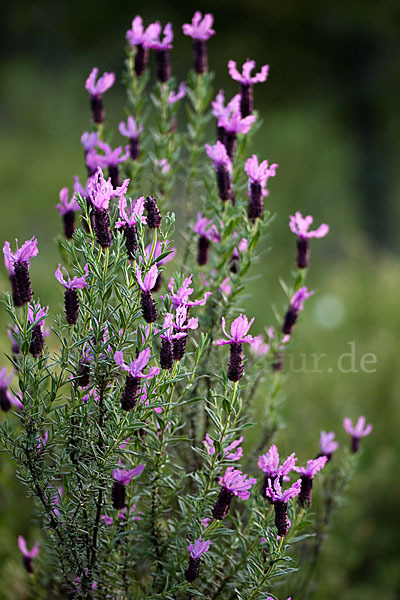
0, 10, 372, 599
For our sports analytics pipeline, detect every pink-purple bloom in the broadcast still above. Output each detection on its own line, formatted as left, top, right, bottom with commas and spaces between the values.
56, 187, 80, 216
228, 59, 270, 117
119, 117, 143, 160
203, 433, 243, 461
295, 457, 328, 479
18, 536, 40, 574
167, 82, 186, 104
228, 59, 270, 85
3, 239, 38, 307
258, 445, 297, 499
194, 212, 220, 266
319, 431, 339, 459
166, 274, 212, 310
81, 131, 98, 154
3, 238, 38, 268
289, 211, 329, 268
37, 431, 49, 453
343, 416, 373, 453
114, 348, 160, 380
112, 465, 145, 485
182, 12, 215, 41
282, 287, 314, 336
205, 141, 232, 172
85, 67, 115, 124
147, 22, 174, 82
87, 167, 129, 212
215, 315, 255, 346
55, 264, 89, 290
85, 67, 115, 96
295, 457, 327, 507
126, 16, 154, 48
0, 367, 23, 411
245, 155, 278, 221
212, 467, 256, 520
116, 196, 147, 229
265, 478, 302, 504
250, 334, 270, 357
27, 302, 49, 357
136, 264, 159, 293
185, 535, 210, 582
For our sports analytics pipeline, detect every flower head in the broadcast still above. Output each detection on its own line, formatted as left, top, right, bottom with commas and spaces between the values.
343, 416, 373, 439
3, 237, 38, 267
147, 22, 173, 50
205, 141, 232, 171
289, 211, 329, 240
183, 12, 215, 41
228, 59, 269, 85
258, 445, 297, 478
219, 111, 256, 134
87, 167, 129, 211
212, 90, 240, 121
37, 431, 48, 453
155, 158, 171, 174
295, 456, 328, 478
265, 478, 302, 503
116, 196, 147, 228
95, 141, 129, 168
136, 264, 159, 292
112, 465, 144, 486
166, 274, 211, 309
188, 536, 211, 559
56, 187, 80, 215
290, 287, 314, 312
215, 314, 255, 346
119, 116, 143, 139
81, 131, 98, 153
167, 82, 186, 104
126, 16, 154, 48
27, 302, 49, 327
320, 431, 339, 455
55, 264, 89, 290
193, 212, 220, 242
245, 155, 278, 194
85, 67, 115, 96
114, 348, 160, 380
18, 536, 40, 559
219, 467, 257, 500
203, 433, 243, 461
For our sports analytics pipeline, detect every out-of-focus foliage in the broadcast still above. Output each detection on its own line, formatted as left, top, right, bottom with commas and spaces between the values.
0, 1, 399, 597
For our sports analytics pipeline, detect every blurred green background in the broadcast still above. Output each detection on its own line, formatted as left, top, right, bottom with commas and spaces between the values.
1, 0, 399, 598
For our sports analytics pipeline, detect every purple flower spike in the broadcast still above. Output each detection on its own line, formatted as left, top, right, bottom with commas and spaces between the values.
205, 141, 233, 203
212, 91, 241, 144
194, 212, 220, 266
56, 187, 80, 239
114, 348, 159, 411
119, 117, 143, 161
126, 16, 154, 76
116, 196, 146, 259
295, 456, 328, 507
319, 431, 339, 461
258, 445, 297, 499
215, 314, 255, 382
282, 287, 314, 336
88, 167, 129, 248
0, 367, 23, 412
137, 264, 159, 324
289, 211, 329, 269
228, 59, 269, 117
111, 465, 144, 510
185, 536, 210, 583
147, 22, 173, 83
266, 478, 302, 536
167, 81, 186, 105
343, 416, 372, 453
183, 12, 215, 74
27, 302, 49, 358
18, 536, 39, 574
219, 110, 256, 159
3, 238, 38, 306
212, 467, 256, 520
85, 67, 115, 124
171, 305, 198, 361
245, 155, 278, 222
55, 264, 89, 325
